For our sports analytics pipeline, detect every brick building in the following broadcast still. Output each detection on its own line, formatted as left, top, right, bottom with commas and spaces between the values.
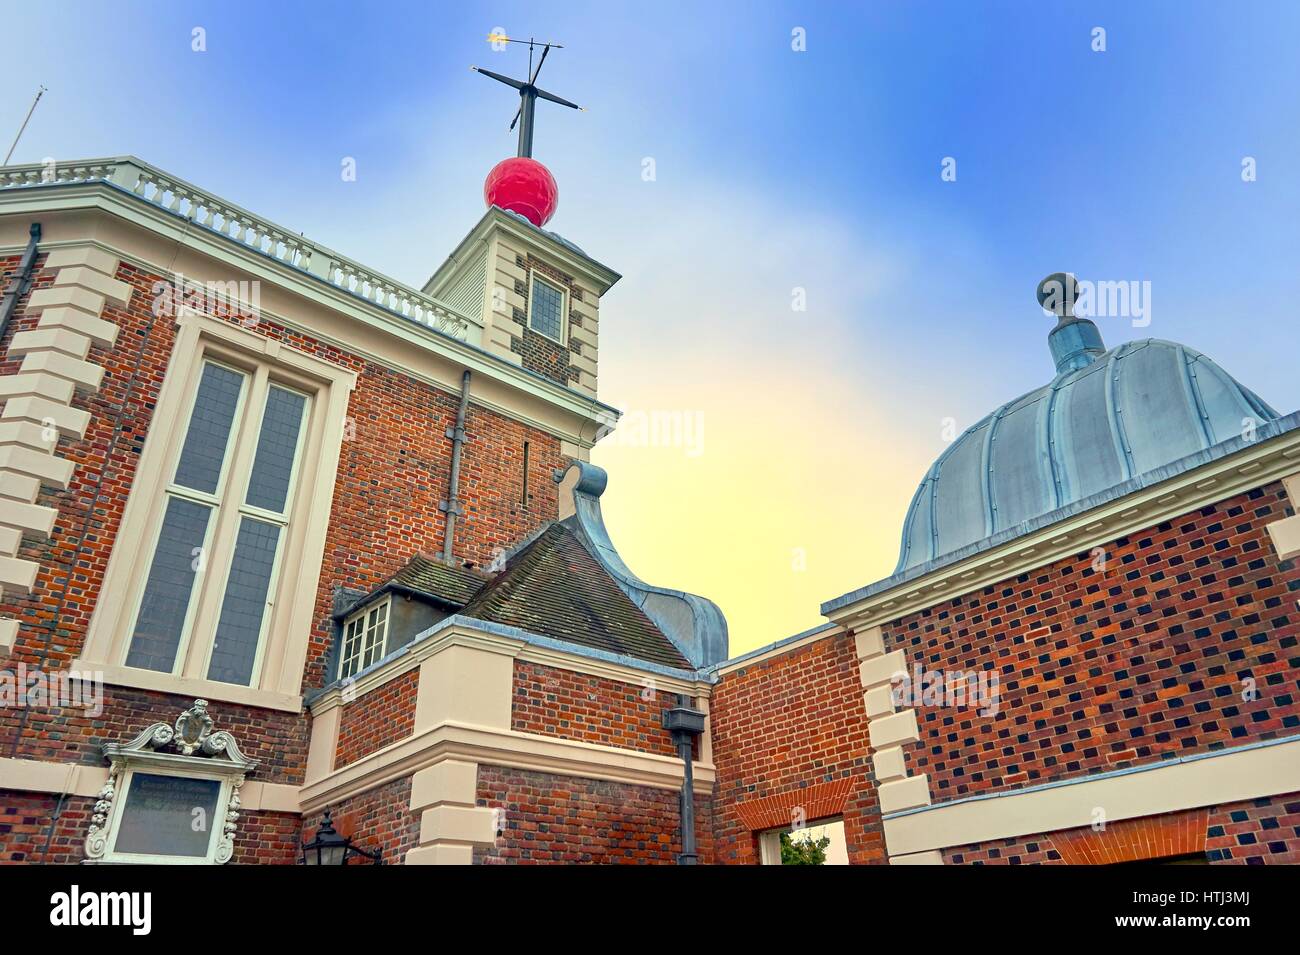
0, 158, 1296, 865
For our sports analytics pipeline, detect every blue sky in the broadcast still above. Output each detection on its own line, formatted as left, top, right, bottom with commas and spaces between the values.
4, 1, 1296, 650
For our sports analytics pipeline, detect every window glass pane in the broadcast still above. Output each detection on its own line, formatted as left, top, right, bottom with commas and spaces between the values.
126, 497, 212, 672
529, 278, 564, 341
245, 386, 307, 513
340, 616, 364, 678
174, 363, 245, 493
113, 773, 221, 858
363, 602, 388, 669
206, 517, 281, 685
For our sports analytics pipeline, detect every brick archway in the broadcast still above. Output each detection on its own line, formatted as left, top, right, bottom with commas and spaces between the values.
733, 778, 856, 833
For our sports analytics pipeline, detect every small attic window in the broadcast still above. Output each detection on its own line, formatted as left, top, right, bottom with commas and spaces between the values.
528, 275, 566, 344
339, 597, 390, 679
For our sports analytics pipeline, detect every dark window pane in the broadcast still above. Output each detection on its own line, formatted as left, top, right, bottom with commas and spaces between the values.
174, 363, 245, 493
206, 517, 281, 685
113, 773, 221, 858
245, 386, 307, 513
339, 616, 364, 678
126, 497, 211, 672
529, 278, 564, 341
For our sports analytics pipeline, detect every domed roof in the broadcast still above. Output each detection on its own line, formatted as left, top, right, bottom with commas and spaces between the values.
896, 308, 1279, 574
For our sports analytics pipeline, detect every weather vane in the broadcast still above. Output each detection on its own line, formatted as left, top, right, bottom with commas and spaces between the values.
472, 33, 583, 159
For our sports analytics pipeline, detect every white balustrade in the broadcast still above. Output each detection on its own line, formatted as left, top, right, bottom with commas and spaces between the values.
0, 156, 472, 340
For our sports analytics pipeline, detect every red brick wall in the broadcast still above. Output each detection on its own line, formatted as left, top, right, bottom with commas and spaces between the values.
302, 776, 420, 865
3, 687, 308, 784
0, 254, 565, 775
0, 790, 91, 864
232, 811, 301, 865
942, 792, 1300, 864
474, 764, 711, 863
709, 631, 886, 864
1206, 793, 1300, 863
511, 661, 677, 756
335, 669, 418, 768
882, 482, 1300, 803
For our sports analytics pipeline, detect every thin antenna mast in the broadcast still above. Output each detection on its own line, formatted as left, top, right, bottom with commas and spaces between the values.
3, 86, 47, 166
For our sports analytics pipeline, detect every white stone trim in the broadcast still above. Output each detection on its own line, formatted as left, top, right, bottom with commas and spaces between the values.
1265, 471, 1300, 560
405, 758, 495, 865
0, 754, 300, 811
299, 720, 716, 817
851, 624, 938, 862
881, 736, 1300, 858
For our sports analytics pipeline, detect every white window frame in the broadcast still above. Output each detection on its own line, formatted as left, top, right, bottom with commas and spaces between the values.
527, 274, 568, 345
338, 595, 392, 679
119, 358, 313, 687
77, 311, 357, 712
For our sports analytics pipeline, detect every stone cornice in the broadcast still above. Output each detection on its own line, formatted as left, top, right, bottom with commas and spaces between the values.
298, 719, 714, 813
425, 205, 621, 296
0, 184, 620, 437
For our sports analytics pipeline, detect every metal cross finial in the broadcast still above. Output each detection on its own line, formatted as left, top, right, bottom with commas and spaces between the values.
471, 33, 583, 159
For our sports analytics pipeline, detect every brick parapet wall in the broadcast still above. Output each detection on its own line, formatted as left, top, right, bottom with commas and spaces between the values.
880, 482, 1300, 803
709, 630, 886, 864
334, 668, 419, 768
474, 763, 711, 864
510, 660, 678, 757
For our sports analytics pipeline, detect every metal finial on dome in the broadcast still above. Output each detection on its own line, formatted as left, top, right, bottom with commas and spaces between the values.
1039, 272, 1105, 374
1037, 272, 1079, 319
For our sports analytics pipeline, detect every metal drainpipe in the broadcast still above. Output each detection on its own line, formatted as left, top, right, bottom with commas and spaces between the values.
0, 223, 42, 344
664, 694, 707, 865
440, 369, 471, 562
677, 733, 697, 864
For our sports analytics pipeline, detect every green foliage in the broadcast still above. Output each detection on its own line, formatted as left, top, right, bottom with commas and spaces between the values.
780, 829, 830, 865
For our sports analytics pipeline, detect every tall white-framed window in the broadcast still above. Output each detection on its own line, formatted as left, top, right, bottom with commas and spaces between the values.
77, 310, 357, 711
528, 274, 567, 344
123, 358, 311, 687
338, 597, 390, 679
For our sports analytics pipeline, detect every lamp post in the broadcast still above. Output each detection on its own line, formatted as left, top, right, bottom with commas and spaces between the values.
663, 697, 707, 865
301, 810, 384, 865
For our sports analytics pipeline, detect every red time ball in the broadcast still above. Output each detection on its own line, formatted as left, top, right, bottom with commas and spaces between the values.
484, 157, 559, 227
